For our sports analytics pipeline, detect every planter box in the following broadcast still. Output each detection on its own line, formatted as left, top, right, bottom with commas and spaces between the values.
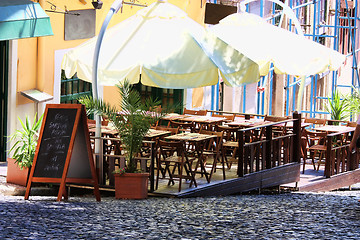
114, 173, 149, 199
6, 158, 29, 187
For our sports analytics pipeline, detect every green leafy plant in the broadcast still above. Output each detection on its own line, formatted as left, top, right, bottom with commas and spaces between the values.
8, 114, 43, 169
324, 90, 350, 125
343, 87, 360, 119
79, 80, 175, 173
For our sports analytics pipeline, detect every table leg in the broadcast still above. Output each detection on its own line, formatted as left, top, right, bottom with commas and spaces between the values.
193, 141, 210, 183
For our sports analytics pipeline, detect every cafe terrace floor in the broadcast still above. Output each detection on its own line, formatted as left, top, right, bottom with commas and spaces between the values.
150, 161, 360, 198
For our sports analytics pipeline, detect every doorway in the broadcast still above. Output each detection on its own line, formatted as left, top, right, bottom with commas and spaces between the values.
0, 41, 8, 162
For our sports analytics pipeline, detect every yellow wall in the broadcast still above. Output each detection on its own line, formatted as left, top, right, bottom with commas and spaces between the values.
17, 38, 37, 98
16, 0, 205, 106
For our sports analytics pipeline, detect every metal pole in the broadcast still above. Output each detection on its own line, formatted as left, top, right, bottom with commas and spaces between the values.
92, 0, 123, 184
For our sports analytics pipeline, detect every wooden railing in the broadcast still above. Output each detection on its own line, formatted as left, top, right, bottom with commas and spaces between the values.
325, 132, 359, 178
237, 112, 301, 177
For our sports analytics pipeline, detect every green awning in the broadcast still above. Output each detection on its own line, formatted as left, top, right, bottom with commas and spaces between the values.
0, 0, 53, 41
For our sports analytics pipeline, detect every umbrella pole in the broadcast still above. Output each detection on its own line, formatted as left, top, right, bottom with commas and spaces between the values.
92, 0, 123, 185
296, 75, 306, 112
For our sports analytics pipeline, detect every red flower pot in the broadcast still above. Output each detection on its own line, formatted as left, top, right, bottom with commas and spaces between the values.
6, 158, 29, 187
114, 172, 149, 199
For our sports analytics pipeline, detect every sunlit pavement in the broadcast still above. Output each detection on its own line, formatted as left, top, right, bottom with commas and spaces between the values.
1, 161, 360, 239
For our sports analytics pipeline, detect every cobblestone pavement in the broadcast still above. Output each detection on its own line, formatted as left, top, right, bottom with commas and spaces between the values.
0, 191, 360, 239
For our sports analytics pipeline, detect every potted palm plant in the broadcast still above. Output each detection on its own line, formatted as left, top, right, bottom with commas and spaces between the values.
324, 89, 350, 125
79, 80, 166, 199
7, 114, 43, 186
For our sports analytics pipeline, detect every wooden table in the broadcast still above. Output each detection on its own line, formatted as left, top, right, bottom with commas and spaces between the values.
275, 122, 312, 129
182, 116, 227, 124
226, 119, 267, 128
89, 126, 170, 187
88, 125, 171, 139
164, 132, 216, 183
145, 129, 172, 139
161, 113, 190, 121
180, 115, 228, 130
314, 125, 355, 133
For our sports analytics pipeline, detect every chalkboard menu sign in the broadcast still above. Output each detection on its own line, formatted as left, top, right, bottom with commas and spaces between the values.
33, 108, 77, 178
25, 104, 100, 202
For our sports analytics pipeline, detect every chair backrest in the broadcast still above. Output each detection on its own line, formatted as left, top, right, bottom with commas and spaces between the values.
158, 140, 187, 159
215, 125, 240, 141
212, 113, 235, 121
169, 120, 196, 133
150, 105, 162, 113
183, 108, 207, 116
234, 114, 255, 120
347, 121, 358, 127
264, 115, 289, 122
304, 129, 328, 146
304, 118, 326, 126
264, 115, 289, 136
155, 126, 179, 135
199, 129, 224, 151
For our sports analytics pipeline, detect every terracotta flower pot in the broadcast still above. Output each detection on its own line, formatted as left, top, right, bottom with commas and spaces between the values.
114, 172, 149, 199
6, 158, 29, 187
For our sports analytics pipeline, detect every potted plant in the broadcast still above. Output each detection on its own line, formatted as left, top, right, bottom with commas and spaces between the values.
7, 114, 43, 186
324, 89, 350, 125
79, 80, 166, 199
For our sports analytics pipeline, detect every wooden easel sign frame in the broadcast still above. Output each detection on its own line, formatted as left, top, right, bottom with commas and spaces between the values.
25, 104, 101, 201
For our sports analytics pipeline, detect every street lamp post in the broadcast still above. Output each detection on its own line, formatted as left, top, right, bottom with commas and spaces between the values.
92, 0, 123, 184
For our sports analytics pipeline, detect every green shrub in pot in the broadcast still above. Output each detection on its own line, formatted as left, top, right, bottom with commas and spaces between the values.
8, 114, 43, 169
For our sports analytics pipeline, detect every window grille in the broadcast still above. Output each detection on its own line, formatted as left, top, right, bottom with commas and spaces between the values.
60, 71, 92, 104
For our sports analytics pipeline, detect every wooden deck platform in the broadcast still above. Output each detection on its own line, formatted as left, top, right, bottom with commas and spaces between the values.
151, 161, 360, 197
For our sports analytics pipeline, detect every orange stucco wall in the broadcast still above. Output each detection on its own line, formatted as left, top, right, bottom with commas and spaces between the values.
16, 0, 205, 106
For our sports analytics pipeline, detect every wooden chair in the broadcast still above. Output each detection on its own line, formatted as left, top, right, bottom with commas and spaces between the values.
156, 140, 197, 192
345, 121, 358, 143
141, 126, 179, 159
212, 113, 235, 122
263, 115, 289, 136
198, 129, 225, 181
183, 108, 207, 116
150, 106, 162, 127
215, 125, 240, 169
169, 120, 196, 133
303, 129, 328, 173
304, 118, 326, 127
88, 118, 115, 182
234, 114, 255, 120
347, 121, 357, 127
169, 120, 197, 155
264, 115, 290, 122
302, 118, 327, 159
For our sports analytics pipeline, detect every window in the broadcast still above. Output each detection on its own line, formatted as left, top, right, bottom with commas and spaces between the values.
133, 83, 183, 113
60, 71, 92, 104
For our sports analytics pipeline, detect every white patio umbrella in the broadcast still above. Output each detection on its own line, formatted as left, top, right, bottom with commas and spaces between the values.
61, 0, 260, 185
61, 1, 260, 89
209, 11, 346, 110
